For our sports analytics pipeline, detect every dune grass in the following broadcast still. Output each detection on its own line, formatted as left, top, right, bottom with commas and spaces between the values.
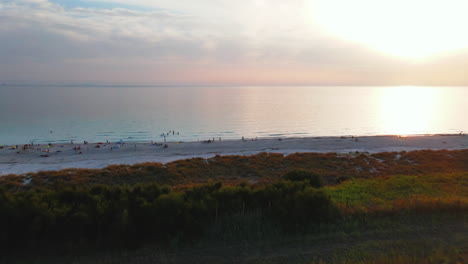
1, 149, 467, 190
325, 172, 468, 212
0, 149, 467, 263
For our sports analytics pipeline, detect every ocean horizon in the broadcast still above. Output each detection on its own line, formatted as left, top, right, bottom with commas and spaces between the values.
1, 85, 467, 145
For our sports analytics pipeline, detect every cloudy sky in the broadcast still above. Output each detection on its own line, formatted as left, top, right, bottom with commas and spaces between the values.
1, 0, 468, 86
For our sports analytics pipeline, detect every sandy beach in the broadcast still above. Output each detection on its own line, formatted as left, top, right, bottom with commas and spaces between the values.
0, 135, 467, 176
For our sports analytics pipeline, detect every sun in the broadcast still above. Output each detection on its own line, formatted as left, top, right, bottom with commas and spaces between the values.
309, 0, 468, 60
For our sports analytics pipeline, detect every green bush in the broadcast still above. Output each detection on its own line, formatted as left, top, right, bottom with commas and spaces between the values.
283, 170, 324, 188
0, 179, 340, 252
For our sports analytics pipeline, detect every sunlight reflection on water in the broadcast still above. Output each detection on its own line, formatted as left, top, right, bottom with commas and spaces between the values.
0, 86, 466, 144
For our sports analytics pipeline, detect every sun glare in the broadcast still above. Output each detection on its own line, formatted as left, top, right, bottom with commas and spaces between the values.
378, 86, 439, 135
310, 0, 468, 59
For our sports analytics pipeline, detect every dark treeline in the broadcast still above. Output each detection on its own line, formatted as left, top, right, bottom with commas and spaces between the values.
0, 173, 339, 253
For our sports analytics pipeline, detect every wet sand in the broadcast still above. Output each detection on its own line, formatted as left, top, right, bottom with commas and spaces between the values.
0, 135, 467, 176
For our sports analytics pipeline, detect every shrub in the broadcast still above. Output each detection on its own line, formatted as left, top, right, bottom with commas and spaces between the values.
283, 170, 324, 188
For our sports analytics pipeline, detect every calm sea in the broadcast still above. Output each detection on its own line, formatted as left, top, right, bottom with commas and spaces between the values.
0, 86, 467, 145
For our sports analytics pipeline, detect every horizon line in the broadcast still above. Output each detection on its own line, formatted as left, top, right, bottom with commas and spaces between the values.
2, 83, 468, 88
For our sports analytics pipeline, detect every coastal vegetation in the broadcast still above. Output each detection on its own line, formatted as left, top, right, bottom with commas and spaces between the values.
1, 149, 467, 190
0, 149, 467, 263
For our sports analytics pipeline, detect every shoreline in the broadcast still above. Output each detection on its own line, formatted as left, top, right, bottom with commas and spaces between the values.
1, 132, 465, 146
1, 134, 467, 176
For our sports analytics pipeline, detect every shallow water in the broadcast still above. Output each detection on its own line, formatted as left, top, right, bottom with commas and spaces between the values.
0, 86, 467, 144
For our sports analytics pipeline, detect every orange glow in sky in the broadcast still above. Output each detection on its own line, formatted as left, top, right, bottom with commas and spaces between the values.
311, 0, 468, 60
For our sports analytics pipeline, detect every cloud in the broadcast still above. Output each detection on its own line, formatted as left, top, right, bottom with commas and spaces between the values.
1, 0, 467, 85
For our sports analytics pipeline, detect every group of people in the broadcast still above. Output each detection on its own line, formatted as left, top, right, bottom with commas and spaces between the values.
203, 137, 221, 143
151, 141, 169, 149
241, 137, 259, 141
340, 136, 360, 142
160, 130, 180, 142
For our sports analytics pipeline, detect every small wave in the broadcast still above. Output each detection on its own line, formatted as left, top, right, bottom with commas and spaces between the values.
54, 139, 72, 143
125, 132, 150, 135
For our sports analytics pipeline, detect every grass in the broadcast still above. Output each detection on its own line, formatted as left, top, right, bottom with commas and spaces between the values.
1, 149, 467, 263
1, 149, 467, 190
11, 212, 466, 264
325, 172, 468, 211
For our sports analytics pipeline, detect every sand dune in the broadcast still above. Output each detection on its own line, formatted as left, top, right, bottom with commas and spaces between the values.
1, 135, 467, 176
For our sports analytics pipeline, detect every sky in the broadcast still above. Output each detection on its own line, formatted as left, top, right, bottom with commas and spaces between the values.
1, 0, 468, 86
